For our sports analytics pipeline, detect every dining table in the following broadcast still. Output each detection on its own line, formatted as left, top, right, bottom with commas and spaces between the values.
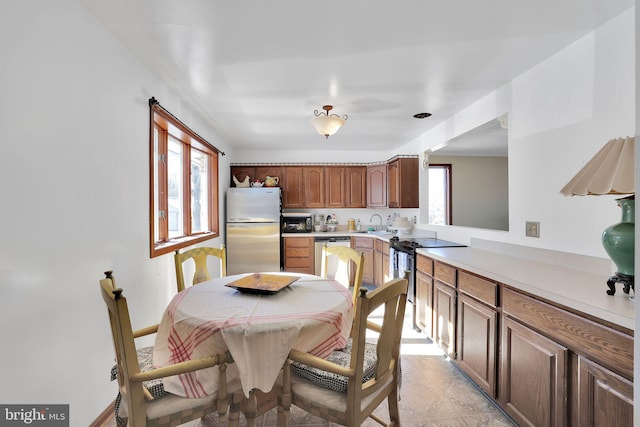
153, 272, 354, 398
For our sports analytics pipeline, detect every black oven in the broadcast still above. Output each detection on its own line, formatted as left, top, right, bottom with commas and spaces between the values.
389, 236, 466, 331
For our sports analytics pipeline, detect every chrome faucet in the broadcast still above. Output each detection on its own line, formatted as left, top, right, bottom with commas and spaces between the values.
369, 213, 383, 230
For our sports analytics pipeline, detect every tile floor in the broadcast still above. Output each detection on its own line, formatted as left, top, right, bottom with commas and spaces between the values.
178, 312, 517, 427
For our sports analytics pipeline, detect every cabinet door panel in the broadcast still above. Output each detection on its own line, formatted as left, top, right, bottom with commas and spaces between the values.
373, 249, 383, 287
501, 316, 568, 427
382, 253, 390, 282
367, 164, 387, 207
578, 356, 633, 427
303, 166, 325, 208
282, 167, 304, 208
434, 281, 456, 358
346, 166, 366, 207
387, 161, 399, 208
416, 272, 433, 338
457, 294, 497, 397
325, 167, 345, 208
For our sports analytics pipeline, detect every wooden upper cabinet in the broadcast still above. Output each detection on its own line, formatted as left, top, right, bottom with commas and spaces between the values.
325, 167, 346, 208
346, 166, 366, 208
230, 166, 256, 186
387, 158, 419, 208
367, 164, 387, 207
282, 166, 304, 208
303, 166, 324, 208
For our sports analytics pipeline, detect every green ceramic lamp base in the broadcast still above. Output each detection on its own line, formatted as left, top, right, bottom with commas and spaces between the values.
602, 196, 635, 295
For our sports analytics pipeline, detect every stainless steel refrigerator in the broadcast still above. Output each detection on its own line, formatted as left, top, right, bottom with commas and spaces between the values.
226, 187, 281, 275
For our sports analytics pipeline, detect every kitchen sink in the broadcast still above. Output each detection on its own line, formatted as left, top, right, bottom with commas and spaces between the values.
366, 230, 392, 235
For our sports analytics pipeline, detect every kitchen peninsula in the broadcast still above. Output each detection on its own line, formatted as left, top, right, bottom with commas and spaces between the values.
415, 242, 634, 426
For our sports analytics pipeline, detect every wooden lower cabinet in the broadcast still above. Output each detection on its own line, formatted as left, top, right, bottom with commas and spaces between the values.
415, 271, 433, 337
574, 355, 633, 427
456, 293, 498, 397
352, 236, 374, 285
433, 280, 456, 359
500, 315, 568, 427
414, 254, 634, 426
283, 237, 314, 274
373, 244, 383, 286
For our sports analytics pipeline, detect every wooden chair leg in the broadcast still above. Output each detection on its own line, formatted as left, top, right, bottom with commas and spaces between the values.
244, 390, 257, 427
277, 361, 291, 427
215, 363, 229, 422
228, 393, 242, 427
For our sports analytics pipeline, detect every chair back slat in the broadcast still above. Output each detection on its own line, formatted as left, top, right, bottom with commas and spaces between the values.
174, 245, 227, 292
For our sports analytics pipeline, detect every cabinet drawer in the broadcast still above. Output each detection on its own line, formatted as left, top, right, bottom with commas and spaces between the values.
374, 239, 382, 252
416, 254, 433, 276
502, 287, 633, 380
284, 237, 313, 248
458, 271, 497, 307
382, 242, 389, 256
353, 236, 374, 248
285, 257, 312, 268
434, 261, 456, 287
285, 247, 311, 258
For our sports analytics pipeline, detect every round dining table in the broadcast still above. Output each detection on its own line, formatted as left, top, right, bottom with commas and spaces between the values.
153, 272, 354, 398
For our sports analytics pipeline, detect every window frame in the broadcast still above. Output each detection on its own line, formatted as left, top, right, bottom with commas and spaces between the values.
150, 102, 220, 258
428, 163, 452, 226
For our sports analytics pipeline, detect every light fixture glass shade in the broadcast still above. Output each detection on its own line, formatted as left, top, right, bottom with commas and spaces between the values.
310, 115, 346, 138
560, 137, 635, 196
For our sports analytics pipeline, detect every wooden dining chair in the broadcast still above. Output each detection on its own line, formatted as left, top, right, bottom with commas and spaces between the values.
321, 244, 365, 305
174, 244, 227, 292
100, 271, 250, 427
277, 278, 408, 427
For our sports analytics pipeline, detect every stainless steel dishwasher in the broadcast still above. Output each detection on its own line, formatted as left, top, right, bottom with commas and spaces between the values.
314, 236, 351, 276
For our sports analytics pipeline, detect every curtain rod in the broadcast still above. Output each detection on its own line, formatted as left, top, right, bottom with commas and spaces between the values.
149, 97, 225, 156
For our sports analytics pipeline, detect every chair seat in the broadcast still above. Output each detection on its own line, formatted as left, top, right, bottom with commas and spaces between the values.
290, 370, 394, 415
111, 346, 243, 424
289, 340, 378, 393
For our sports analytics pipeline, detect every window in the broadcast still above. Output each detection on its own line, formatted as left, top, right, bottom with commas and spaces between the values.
428, 164, 452, 225
150, 100, 220, 257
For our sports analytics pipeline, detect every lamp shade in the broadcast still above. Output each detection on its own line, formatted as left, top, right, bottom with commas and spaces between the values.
560, 137, 635, 196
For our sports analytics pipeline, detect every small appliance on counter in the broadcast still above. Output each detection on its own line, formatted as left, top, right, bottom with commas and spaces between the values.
282, 212, 312, 233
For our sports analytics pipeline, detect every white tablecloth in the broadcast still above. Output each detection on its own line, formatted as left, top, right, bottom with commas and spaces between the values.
153, 273, 354, 397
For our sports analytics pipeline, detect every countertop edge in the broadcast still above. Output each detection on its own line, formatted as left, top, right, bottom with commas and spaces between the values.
416, 247, 634, 331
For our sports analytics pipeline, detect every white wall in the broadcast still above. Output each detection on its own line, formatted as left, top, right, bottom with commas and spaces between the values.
410, 8, 636, 261
0, 1, 233, 424
0, 2, 635, 425
429, 155, 509, 231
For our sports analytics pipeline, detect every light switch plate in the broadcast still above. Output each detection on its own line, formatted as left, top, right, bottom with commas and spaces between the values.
526, 221, 540, 238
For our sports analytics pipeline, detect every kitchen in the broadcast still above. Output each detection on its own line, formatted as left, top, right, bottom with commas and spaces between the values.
2, 1, 637, 426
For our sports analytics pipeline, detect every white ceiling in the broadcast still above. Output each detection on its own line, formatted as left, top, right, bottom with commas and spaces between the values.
79, 0, 633, 153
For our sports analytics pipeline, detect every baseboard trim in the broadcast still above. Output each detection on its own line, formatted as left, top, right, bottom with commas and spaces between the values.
90, 401, 115, 427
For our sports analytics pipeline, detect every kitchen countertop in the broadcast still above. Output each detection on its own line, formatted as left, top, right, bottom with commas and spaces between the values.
417, 246, 635, 331
282, 230, 435, 241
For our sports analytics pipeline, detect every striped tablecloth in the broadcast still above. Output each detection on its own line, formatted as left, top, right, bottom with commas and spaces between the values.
153, 273, 354, 398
